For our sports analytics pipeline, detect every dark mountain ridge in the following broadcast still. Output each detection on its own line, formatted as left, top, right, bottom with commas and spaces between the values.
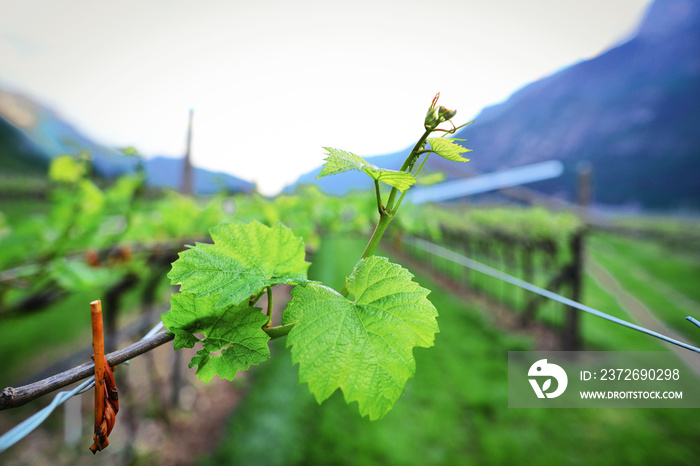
290, 0, 700, 210
0, 87, 254, 194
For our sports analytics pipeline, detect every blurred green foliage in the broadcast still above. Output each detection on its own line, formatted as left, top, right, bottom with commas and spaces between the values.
204, 235, 698, 466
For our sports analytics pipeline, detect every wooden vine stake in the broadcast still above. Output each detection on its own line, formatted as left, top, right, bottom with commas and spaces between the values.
89, 300, 119, 454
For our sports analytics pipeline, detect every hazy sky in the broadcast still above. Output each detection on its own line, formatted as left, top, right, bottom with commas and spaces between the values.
0, 0, 652, 194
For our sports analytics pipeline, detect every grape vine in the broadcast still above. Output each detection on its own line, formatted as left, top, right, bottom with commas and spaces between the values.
164, 94, 473, 419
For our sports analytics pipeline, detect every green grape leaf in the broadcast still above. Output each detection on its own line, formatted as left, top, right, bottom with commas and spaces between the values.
168, 220, 310, 309
427, 138, 472, 162
416, 171, 446, 186
317, 148, 416, 192
78, 180, 105, 216
119, 146, 140, 156
48, 155, 86, 183
162, 292, 270, 382
51, 260, 121, 291
284, 256, 438, 420
0, 211, 8, 240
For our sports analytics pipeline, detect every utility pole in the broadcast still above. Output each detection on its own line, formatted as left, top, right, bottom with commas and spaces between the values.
182, 109, 194, 195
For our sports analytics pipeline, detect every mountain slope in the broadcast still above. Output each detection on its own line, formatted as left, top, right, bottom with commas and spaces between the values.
288, 0, 700, 210
0, 87, 254, 194
0, 87, 139, 177
0, 115, 47, 174
443, 0, 700, 209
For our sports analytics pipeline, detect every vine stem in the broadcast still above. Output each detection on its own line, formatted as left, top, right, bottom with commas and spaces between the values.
393, 152, 432, 212
374, 180, 384, 215
264, 286, 273, 328
364, 130, 435, 251
359, 213, 393, 261
339, 128, 434, 298
385, 129, 432, 212
0, 323, 293, 410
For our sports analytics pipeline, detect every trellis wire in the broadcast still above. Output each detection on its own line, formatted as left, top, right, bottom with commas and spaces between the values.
0, 321, 165, 453
687, 316, 700, 330
405, 235, 700, 354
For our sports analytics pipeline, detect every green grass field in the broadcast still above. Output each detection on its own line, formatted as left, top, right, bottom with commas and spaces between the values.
588, 232, 700, 346
203, 234, 699, 466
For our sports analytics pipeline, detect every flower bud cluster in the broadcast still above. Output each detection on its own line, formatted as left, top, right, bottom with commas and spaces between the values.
424, 93, 457, 129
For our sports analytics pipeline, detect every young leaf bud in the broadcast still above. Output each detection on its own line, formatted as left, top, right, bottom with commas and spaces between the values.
424, 93, 457, 129
424, 107, 441, 129
438, 106, 457, 121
